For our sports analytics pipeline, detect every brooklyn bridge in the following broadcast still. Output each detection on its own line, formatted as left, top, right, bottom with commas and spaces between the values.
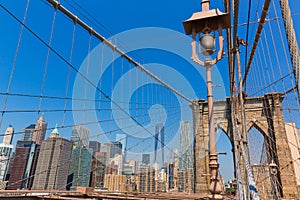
0, 0, 299, 199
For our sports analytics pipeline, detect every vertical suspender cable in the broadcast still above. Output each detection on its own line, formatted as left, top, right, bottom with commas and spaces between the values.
38, 7, 57, 114
46, 0, 194, 105
279, 0, 300, 99
237, 49, 260, 200
62, 22, 76, 131
244, 0, 252, 81
231, 0, 246, 198
243, 0, 271, 87
0, 0, 31, 128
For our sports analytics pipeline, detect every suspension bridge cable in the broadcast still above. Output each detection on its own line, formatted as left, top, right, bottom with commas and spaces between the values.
236, 48, 260, 200
0, 7, 194, 184
0, 0, 30, 129
261, 27, 277, 93
0, 3, 191, 165
0, 106, 180, 138
45, 0, 193, 105
249, 66, 298, 98
3, 105, 183, 168
61, 21, 76, 132
271, 0, 300, 114
38, 7, 57, 115
258, 35, 274, 93
8, 112, 189, 188
0, 112, 167, 164
0, 92, 190, 108
243, 0, 271, 87
244, 0, 252, 76
279, 0, 300, 99
4, 112, 181, 188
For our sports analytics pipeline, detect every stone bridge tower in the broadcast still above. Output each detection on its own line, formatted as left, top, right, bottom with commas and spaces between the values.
192, 92, 300, 199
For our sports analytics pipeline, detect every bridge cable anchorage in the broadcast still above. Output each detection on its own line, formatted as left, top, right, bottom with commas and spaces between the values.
46, 0, 194, 105
279, 0, 300, 99
242, 0, 271, 87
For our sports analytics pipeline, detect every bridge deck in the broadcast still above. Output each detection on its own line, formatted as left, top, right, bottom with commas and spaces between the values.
0, 190, 234, 200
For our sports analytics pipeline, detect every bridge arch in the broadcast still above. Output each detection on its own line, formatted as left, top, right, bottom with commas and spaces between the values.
192, 92, 300, 198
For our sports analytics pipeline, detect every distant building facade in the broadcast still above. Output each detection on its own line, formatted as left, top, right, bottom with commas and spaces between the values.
7, 141, 39, 190
104, 174, 127, 192
21, 115, 47, 145
89, 152, 106, 188
0, 126, 14, 182
89, 141, 101, 155
100, 142, 122, 160
167, 163, 174, 190
32, 115, 47, 145
68, 147, 92, 190
154, 123, 164, 164
285, 123, 300, 186
136, 164, 155, 193
116, 134, 127, 160
32, 126, 72, 190
179, 121, 193, 170
3, 125, 14, 145
71, 125, 90, 148
142, 154, 150, 165
22, 124, 35, 141
110, 142, 122, 159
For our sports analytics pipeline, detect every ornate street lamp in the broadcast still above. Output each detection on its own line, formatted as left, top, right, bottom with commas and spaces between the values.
269, 160, 280, 198
269, 160, 278, 175
183, 0, 230, 199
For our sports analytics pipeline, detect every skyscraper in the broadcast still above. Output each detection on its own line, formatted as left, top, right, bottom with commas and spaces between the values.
116, 134, 127, 160
22, 124, 35, 141
142, 154, 150, 165
104, 174, 127, 192
0, 125, 14, 181
68, 147, 92, 190
167, 163, 174, 190
32, 115, 47, 145
100, 143, 111, 163
7, 141, 39, 190
89, 141, 101, 155
173, 149, 179, 189
71, 125, 90, 148
110, 142, 122, 159
0, 143, 13, 181
5, 151, 15, 181
179, 121, 193, 170
3, 125, 14, 145
154, 123, 165, 164
136, 164, 156, 193
100, 142, 122, 163
32, 125, 72, 190
89, 152, 106, 188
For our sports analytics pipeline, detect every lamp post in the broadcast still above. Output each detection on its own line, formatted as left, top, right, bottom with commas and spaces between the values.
183, 0, 230, 199
269, 160, 279, 199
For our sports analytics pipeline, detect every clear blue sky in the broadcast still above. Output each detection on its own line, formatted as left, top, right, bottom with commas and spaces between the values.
0, 0, 299, 182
